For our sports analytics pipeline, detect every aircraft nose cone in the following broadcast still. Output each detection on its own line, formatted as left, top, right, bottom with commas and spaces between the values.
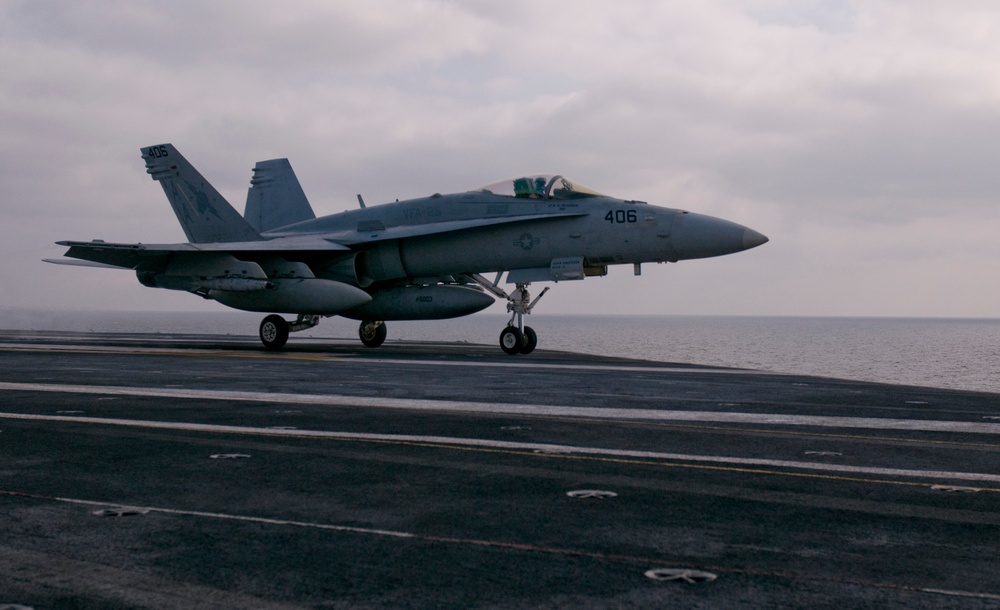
742, 228, 769, 250
670, 213, 768, 260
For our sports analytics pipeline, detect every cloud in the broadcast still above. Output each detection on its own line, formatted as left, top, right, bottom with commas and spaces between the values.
2, 0, 999, 317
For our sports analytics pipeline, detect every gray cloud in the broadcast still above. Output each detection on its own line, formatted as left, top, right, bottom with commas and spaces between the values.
2, 0, 999, 317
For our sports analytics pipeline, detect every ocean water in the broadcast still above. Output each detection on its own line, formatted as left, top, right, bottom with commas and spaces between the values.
3, 309, 999, 395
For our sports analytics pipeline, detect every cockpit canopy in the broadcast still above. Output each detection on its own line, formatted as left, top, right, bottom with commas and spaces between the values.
477, 175, 605, 201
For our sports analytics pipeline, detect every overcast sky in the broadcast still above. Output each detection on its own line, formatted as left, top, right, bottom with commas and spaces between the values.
3, 1, 999, 318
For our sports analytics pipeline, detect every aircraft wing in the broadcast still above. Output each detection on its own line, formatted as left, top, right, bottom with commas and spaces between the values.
52, 211, 588, 269
53, 236, 351, 270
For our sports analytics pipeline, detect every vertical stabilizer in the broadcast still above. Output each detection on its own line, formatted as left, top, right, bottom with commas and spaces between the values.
244, 158, 317, 233
142, 144, 261, 243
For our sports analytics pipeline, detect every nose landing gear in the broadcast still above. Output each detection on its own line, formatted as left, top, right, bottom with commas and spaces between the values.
468, 273, 548, 355
500, 282, 545, 355
499, 324, 538, 355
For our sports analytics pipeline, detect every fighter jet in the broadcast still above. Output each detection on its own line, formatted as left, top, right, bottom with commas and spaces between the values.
49, 144, 768, 354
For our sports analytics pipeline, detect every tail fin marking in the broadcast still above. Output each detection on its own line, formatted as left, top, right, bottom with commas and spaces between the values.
142, 144, 261, 244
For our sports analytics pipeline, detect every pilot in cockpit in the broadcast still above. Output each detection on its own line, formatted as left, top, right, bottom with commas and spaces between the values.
513, 176, 543, 198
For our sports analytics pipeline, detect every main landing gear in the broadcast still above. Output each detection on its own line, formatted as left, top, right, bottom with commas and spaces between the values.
468, 274, 549, 356
258, 314, 319, 350
358, 320, 387, 348
258, 314, 387, 351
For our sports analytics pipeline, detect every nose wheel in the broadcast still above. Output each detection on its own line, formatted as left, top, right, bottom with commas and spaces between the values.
467, 274, 547, 356
502, 282, 545, 356
521, 326, 538, 354
499, 325, 537, 355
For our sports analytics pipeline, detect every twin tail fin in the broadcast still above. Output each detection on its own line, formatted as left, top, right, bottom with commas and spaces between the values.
142, 144, 261, 244
243, 158, 316, 233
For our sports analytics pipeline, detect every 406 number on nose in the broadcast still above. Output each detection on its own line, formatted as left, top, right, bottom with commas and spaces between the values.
605, 209, 637, 223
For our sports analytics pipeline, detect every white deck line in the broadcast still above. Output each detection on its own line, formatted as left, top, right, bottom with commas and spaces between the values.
2, 381, 998, 434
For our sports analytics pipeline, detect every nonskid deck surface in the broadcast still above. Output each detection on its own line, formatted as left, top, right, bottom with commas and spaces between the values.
1, 330, 999, 609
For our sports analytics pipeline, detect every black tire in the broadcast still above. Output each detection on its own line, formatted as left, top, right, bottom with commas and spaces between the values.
359, 321, 387, 348
499, 327, 524, 355
259, 315, 289, 350
521, 326, 537, 355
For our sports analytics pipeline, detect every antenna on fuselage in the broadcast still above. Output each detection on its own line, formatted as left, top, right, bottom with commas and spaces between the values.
356, 194, 366, 209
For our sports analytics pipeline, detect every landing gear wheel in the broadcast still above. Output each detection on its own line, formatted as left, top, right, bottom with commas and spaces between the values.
500, 327, 524, 355
521, 326, 537, 355
359, 320, 387, 348
259, 315, 289, 350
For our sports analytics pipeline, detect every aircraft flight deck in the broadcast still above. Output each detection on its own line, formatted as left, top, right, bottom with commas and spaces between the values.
1, 331, 998, 608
